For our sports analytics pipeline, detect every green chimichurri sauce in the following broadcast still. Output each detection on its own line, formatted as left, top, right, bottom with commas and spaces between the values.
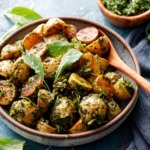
102, 0, 150, 16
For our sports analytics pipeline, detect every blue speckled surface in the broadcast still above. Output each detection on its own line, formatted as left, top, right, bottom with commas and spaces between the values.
0, 0, 132, 149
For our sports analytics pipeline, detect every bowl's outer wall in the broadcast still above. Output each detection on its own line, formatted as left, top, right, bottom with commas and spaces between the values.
0, 17, 140, 146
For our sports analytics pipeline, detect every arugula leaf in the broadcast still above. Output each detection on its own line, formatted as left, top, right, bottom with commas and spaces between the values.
4, 7, 42, 25
0, 138, 25, 150
22, 54, 44, 80
48, 40, 72, 57
54, 49, 83, 83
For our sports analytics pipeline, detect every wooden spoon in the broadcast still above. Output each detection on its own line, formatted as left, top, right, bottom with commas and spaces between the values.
100, 30, 150, 94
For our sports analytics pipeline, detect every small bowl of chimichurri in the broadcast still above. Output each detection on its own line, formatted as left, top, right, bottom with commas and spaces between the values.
97, 0, 150, 28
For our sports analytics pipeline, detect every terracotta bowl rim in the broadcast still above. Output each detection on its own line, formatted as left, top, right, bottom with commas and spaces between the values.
97, 0, 150, 20
0, 16, 140, 139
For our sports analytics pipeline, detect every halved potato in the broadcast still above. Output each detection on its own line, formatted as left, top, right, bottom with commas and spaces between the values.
23, 32, 43, 50
84, 36, 109, 57
43, 18, 68, 36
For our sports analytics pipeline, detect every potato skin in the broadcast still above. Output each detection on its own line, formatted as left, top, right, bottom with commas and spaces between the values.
50, 97, 76, 132
0, 80, 17, 106
93, 75, 115, 100
84, 36, 110, 57
107, 100, 121, 121
21, 75, 43, 97
69, 118, 89, 134
43, 18, 68, 36
105, 72, 121, 84
9, 99, 41, 127
68, 73, 92, 92
37, 89, 54, 114
1, 40, 24, 60
36, 120, 56, 133
113, 77, 133, 101
10, 57, 30, 85
0, 60, 13, 78
79, 94, 107, 127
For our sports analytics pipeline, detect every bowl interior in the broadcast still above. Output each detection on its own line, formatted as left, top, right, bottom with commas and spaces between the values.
0, 17, 139, 146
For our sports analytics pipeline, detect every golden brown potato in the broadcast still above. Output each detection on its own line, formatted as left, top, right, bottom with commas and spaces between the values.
105, 72, 121, 84
1, 40, 24, 60
50, 97, 76, 132
76, 27, 99, 44
37, 89, 54, 114
79, 94, 107, 127
43, 18, 68, 36
21, 74, 43, 97
32, 23, 45, 36
44, 33, 68, 45
113, 77, 134, 101
84, 36, 109, 57
36, 120, 56, 133
68, 73, 92, 92
26, 42, 48, 58
10, 58, 30, 85
43, 56, 61, 79
69, 118, 89, 134
23, 32, 43, 50
63, 24, 77, 39
0, 60, 13, 78
0, 80, 17, 106
107, 100, 121, 121
93, 75, 115, 99
9, 99, 41, 127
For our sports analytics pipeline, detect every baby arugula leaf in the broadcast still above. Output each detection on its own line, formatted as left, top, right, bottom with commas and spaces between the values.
54, 49, 83, 83
47, 40, 72, 57
22, 54, 44, 80
0, 138, 25, 150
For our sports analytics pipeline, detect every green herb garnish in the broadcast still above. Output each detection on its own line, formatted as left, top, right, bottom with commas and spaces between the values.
48, 40, 72, 57
22, 54, 50, 92
147, 35, 150, 41
54, 49, 83, 83
0, 138, 25, 150
1, 7, 42, 39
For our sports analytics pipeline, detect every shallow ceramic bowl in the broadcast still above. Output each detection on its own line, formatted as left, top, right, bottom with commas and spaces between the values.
97, 0, 150, 28
0, 17, 139, 147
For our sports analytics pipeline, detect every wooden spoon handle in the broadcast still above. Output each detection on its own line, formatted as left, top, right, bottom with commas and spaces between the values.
110, 57, 150, 94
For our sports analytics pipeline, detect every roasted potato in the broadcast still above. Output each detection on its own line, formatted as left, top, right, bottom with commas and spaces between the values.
43, 18, 68, 36
105, 72, 121, 84
50, 97, 76, 132
68, 73, 92, 92
32, 23, 45, 36
79, 94, 107, 128
23, 32, 43, 50
36, 119, 56, 133
93, 75, 115, 100
107, 100, 122, 121
37, 89, 54, 113
9, 98, 41, 127
84, 36, 109, 57
113, 77, 134, 101
69, 118, 89, 134
1, 40, 24, 60
21, 74, 43, 97
0, 60, 13, 78
10, 57, 30, 85
43, 56, 61, 79
0, 80, 17, 106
